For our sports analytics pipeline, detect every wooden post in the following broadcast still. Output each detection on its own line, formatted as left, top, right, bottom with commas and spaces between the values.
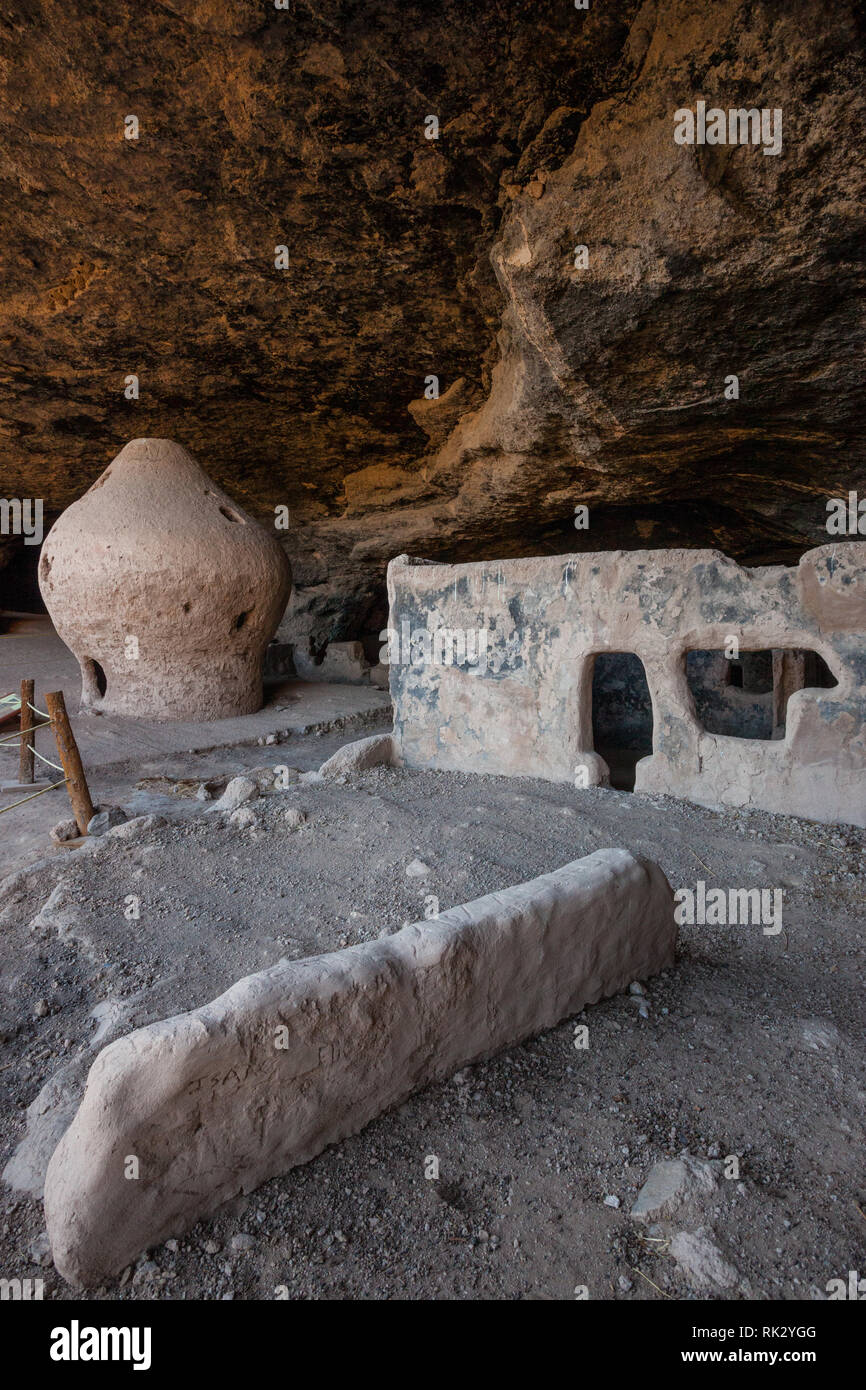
19, 679, 34, 785
45, 690, 94, 835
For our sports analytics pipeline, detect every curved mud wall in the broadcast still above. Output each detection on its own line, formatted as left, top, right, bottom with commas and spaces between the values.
39, 439, 291, 721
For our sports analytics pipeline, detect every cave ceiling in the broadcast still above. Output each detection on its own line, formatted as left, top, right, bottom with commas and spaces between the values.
1, 0, 864, 646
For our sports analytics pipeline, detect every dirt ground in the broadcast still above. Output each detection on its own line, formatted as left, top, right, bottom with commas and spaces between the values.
1, 707, 864, 1302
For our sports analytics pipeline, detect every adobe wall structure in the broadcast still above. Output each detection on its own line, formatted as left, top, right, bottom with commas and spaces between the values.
386, 544, 866, 828
44, 848, 674, 1286
39, 438, 291, 721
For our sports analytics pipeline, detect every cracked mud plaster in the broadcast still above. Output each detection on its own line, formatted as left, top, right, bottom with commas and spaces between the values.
387, 543, 866, 827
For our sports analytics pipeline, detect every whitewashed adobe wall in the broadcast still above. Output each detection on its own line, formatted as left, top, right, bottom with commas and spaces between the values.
386, 544, 866, 827
45, 849, 674, 1286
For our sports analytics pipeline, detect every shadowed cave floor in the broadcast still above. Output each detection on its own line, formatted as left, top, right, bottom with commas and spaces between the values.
0, 738, 863, 1301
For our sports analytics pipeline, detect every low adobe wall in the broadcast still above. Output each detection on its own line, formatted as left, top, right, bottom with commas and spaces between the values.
385, 544, 866, 827
45, 848, 674, 1287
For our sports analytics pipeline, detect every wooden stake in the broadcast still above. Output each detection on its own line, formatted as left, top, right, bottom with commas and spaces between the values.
19, 678, 34, 786
45, 690, 94, 835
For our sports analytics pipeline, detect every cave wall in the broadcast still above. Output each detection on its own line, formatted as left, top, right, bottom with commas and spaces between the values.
1, 0, 864, 651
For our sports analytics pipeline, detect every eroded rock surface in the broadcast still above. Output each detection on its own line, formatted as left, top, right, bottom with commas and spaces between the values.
2, 2, 864, 646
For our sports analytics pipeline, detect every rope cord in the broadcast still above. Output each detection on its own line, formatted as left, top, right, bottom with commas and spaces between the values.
1, 690, 88, 825
0, 778, 68, 814
0, 719, 53, 746
31, 746, 66, 772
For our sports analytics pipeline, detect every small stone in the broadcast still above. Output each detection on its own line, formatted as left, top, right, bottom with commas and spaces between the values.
229, 806, 258, 830
215, 776, 258, 812
318, 733, 392, 779
618, 1274, 633, 1292
165, 1239, 178, 1252
603, 1194, 621, 1208
801, 1018, 841, 1052
203, 1239, 220, 1255
109, 814, 167, 840
49, 818, 79, 845
629, 981, 645, 995
34, 998, 50, 1019
526, 179, 545, 198
405, 858, 431, 878
669, 1230, 740, 1291
283, 807, 308, 830
230, 1232, 255, 1252
87, 805, 127, 836
249, 766, 281, 792
631, 1157, 719, 1221
29, 1231, 52, 1265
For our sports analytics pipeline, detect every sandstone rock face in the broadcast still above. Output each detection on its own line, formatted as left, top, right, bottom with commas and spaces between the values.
43, 848, 674, 1287
38, 440, 291, 720
294, 639, 370, 684
2, 3, 863, 646
385, 543, 866, 826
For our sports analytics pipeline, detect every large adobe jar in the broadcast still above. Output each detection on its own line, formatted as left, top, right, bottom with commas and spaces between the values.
39, 438, 292, 720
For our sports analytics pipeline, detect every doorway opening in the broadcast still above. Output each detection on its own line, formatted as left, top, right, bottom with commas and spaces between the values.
591, 652, 653, 791
81, 657, 108, 702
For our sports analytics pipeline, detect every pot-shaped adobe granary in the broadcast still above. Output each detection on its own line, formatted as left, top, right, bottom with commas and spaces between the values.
38, 439, 291, 720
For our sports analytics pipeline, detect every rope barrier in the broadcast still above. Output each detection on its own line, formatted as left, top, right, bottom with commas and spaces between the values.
2, 684, 93, 831
0, 777, 68, 814
0, 718, 53, 747
31, 746, 66, 772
